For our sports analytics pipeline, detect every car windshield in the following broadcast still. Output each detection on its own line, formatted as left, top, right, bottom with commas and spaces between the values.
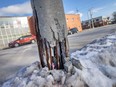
17, 35, 32, 40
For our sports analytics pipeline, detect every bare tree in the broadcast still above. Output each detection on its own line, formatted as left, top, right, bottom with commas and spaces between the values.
31, 0, 69, 70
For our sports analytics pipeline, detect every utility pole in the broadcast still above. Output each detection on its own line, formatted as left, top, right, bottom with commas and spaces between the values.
89, 8, 94, 29
87, 11, 91, 28
31, 0, 69, 70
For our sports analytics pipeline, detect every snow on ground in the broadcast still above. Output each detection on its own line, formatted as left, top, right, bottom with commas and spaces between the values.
2, 33, 116, 87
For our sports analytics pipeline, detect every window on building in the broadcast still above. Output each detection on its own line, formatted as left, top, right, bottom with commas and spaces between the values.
0, 22, 3, 26
0, 22, 4, 29
72, 18, 74, 21
66, 18, 68, 22
10, 25, 14, 28
0, 26, 5, 29
96, 19, 99, 21
9, 21, 14, 28
5, 21, 9, 29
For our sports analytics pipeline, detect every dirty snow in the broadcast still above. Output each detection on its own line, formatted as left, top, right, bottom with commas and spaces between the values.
2, 34, 116, 87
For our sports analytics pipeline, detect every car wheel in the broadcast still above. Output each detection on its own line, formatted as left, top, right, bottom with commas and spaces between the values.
31, 40, 35, 43
14, 43, 19, 47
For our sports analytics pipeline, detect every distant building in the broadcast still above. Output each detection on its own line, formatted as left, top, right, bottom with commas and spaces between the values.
82, 16, 110, 29
0, 16, 30, 49
65, 14, 82, 32
28, 14, 82, 36
0, 14, 82, 49
28, 16, 36, 35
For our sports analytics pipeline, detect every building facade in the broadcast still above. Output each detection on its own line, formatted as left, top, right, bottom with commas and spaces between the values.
65, 14, 82, 32
0, 16, 30, 49
82, 16, 110, 29
28, 14, 83, 36
0, 15, 82, 49
28, 16, 36, 35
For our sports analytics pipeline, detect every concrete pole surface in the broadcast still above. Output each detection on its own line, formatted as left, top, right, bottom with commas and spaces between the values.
31, 0, 69, 70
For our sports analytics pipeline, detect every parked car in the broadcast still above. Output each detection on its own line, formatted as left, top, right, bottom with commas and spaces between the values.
68, 28, 78, 35
8, 35, 36, 48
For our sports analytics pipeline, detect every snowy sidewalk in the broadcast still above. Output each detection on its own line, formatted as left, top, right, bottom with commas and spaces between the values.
2, 33, 116, 87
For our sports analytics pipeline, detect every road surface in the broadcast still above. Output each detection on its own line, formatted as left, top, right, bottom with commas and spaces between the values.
0, 24, 116, 85
68, 24, 116, 53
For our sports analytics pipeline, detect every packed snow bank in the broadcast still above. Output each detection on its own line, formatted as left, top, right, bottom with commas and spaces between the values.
71, 34, 116, 87
2, 34, 116, 87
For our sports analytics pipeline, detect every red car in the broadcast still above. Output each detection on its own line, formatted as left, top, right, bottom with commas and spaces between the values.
8, 35, 36, 47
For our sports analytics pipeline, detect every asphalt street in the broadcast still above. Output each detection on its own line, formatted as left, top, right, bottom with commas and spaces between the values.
0, 24, 116, 85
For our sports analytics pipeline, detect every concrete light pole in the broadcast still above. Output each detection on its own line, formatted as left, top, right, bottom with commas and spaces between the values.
89, 8, 94, 29
87, 11, 91, 29
31, 0, 69, 70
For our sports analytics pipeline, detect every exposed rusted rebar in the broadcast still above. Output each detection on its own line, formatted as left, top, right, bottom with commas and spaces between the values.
49, 45, 53, 70
64, 38, 69, 57
59, 41, 65, 69
55, 41, 60, 69
44, 38, 50, 70
32, 4, 45, 67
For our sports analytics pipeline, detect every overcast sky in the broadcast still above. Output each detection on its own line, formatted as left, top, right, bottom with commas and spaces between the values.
0, 0, 116, 21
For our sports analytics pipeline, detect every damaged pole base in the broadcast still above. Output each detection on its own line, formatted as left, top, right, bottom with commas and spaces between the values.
31, 0, 69, 70
38, 39, 69, 70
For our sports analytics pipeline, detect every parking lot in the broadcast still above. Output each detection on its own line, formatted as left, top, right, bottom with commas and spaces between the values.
0, 24, 116, 85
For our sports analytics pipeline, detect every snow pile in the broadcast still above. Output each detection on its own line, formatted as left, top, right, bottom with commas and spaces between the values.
71, 34, 116, 87
2, 34, 116, 87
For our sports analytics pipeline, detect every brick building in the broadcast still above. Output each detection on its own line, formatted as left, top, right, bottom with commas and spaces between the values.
65, 14, 82, 32
28, 14, 82, 35
28, 16, 36, 35
82, 16, 110, 29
